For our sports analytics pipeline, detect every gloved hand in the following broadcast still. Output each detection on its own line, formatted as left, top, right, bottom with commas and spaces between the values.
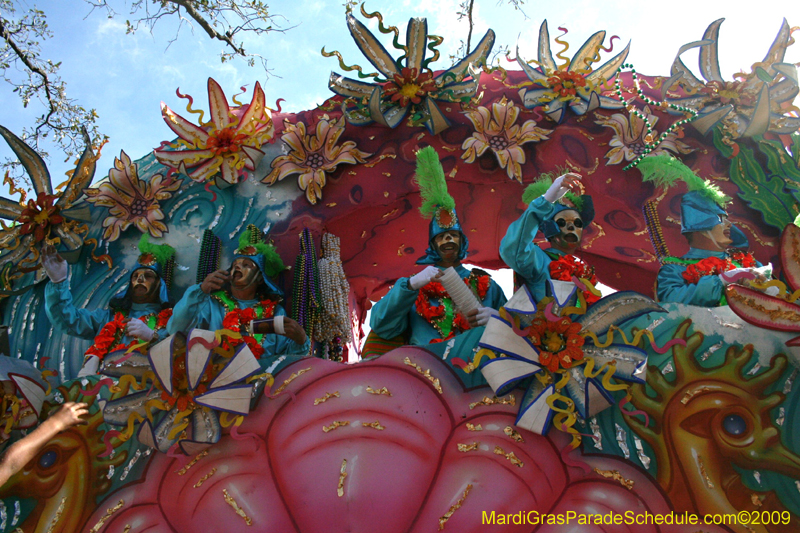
125, 318, 155, 341
765, 285, 780, 297
543, 172, 582, 204
409, 266, 440, 290
467, 306, 498, 328
41, 244, 68, 283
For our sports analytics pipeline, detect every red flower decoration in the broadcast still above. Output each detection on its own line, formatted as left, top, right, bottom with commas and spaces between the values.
548, 254, 600, 305
682, 251, 756, 284
85, 309, 172, 361
414, 274, 491, 342
220, 299, 277, 358
16, 192, 63, 243
382, 67, 436, 107
546, 70, 588, 99
527, 313, 585, 372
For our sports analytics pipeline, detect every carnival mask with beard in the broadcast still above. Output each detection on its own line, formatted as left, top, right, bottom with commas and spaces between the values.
549, 210, 584, 254
130, 268, 161, 304
230, 258, 263, 291
433, 230, 462, 264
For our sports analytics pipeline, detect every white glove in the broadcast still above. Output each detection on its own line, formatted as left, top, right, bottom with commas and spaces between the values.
409, 266, 440, 291
765, 285, 780, 297
474, 306, 498, 327
544, 173, 583, 204
41, 246, 68, 283
719, 267, 756, 286
126, 319, 155, 341
77, 355, 100, 377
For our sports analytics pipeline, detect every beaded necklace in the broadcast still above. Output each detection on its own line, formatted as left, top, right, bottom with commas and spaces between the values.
212, 290, 278, 358
85, 308, 172, 361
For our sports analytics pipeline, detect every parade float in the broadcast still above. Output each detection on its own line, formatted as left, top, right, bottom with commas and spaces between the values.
0, 6, 798, 532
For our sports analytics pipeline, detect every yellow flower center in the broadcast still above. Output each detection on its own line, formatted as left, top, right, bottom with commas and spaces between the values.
544, 331, 565, 353
400, 83, 422, 99
718, 89, 740, 100
33, 210, 50, 225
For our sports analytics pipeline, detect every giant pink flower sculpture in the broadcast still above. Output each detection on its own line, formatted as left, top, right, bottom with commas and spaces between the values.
84, 150, 182, 241
82, 347, 726, 533
155, 78, 274, 187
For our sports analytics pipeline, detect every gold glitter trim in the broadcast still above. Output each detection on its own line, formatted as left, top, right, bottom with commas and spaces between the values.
581, 221, 605, 250
504, 427, 524, 442
323, 420, 350, 433
338, 459, 348, 497
326, 203, 337, 207
730, 220, 775, 247
416, 133, 426, 140
364, 153, 397, 168
457, 442, 479, 452
123, 526, 131, 533
681, 386, 713, 405
89, 500, 125, 533
493, 446, 524, 467
273, 367, 312, 395
698, 456, 714, 488
223, 489, 252, 526
366, 386, 392, 396
466, 423, 482, 431
362, 420, 385, 430
403, 357, 443, 393
565, 157, 600, 176
397, 245, 404, 257
381, 172, 391, 177
194, 468, 217, 488
382, 208, 398, 218
176, 450, 209, 475
469, 395, 516, 409
45, 496, 66, 533
438, 484, 472, 530
441, 146, 457, 152
314, 391, 340, 405
594, 468, 634, 490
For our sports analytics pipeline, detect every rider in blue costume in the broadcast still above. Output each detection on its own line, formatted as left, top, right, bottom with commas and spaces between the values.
500, 172, 596, 305
370, 148, 506, 387
42, 235, 175, 377
167, 227, 309, 374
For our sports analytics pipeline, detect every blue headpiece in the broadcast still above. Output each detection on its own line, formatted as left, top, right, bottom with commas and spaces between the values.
680, 191, 748, 248
115, 235, 174, 304
234, 225, 284, 296
540, 196, 595, 240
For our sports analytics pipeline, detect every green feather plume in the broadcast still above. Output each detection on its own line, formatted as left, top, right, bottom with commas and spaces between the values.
236, 226, 285, 277
522, 170, 584, 211
413, 146, 454, 219
636, 154, 731, 207
138, 234, 175, 265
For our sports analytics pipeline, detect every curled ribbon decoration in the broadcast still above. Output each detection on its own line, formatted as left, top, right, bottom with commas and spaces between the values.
80, 378, 116, 397
582, 326, 686, 354
167, 410, 192, 441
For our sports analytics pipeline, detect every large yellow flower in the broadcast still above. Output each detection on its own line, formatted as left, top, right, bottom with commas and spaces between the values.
264, 116, 371, 204
84, 151, 182, 242
154, 78, 274, 187
461, 98, 552, 182
595, 106, 694, 165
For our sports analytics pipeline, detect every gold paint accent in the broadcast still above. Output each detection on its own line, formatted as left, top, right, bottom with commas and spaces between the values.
579, 131, 595, 141
348, 171, 357, 175
383, 191, 389, 197
493, 446, 523, 467
565, 157, 600, 175
466, 423, 482, 431
734, 220, 775, 247
438, 484, 472, 530
323, 421, 350, 433
416, 133, 426, 140
45, 496, 66, 533
634, 229, 648, 236
698, 456, 714, 488
89, 500, 125, 533
403, 357, 443, 393
338, 459, 348, 497
382, 209, 398, 218
594, 468, 634, 490
366, 386, 391, 396
457, 442, 479, 452
381, 172, 391, 177
441, 146, 457, 152
362, 420, 385, 430
681, 386, 713, 404
369, 136, 375, 140
123, 526, 131, 533
314, 391, 340, 405
273, 367, 312, 395
194, 468, 217, 488
397, 245, 405, 257
581, 221, 605, 250
750, 493, 763, 507
223, 489, 252, 526
361, 231, 366, 238
635, 249, 658, 264
326, 203, 337, 207
666, 216, 681, 225
445, 107, 452, 112
448, 167, 458, 178
176, 450, 209, 475
726, 290, 800, 322
490, 188, 495, 192
363, 153, 397, 168
469, 395, 516, 409
504, 426, 524, 442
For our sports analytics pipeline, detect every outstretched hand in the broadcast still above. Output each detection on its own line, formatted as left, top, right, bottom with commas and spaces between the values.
409, 266, 440, 290
281, 317, 308, 346
47, 402, 89, 432
41, 244, 68, 283
201, 269, 230, 294
544, 172, 583, 204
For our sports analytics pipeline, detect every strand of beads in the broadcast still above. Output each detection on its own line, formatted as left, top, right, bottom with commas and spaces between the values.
642, 200, 670, 261
612, 64, 700, 171
316, 233, 352, 361
197, 230, 221, 284
291, 229, 322, 353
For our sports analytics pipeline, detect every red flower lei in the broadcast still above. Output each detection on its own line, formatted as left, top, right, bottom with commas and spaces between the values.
682, 251, 756, 284
85, 309, 173, 361
527, 312, 585, 372
220, 299, 278, 358
548, 254, 600, 305
414, 273, 491, 343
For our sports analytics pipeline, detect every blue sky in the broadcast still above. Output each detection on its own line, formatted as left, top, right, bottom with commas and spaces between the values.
0, 0, 798, 189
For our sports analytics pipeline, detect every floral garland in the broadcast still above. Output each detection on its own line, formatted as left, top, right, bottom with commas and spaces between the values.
526, 309, 586, 372
415, 272, 490, 343
678, 251, 757, 284
85, 309, 173, 361
548, 254, 600, 305
215, 291, 278, 358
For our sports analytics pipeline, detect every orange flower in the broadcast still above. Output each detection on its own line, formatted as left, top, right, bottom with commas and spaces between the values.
528, 313, 585, 372
382, 68, 436, 107
16, 192, 63, 243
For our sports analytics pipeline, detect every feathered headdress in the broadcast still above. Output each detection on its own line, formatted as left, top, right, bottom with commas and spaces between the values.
234, 224, 285, 295
523, 171, 594, 240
